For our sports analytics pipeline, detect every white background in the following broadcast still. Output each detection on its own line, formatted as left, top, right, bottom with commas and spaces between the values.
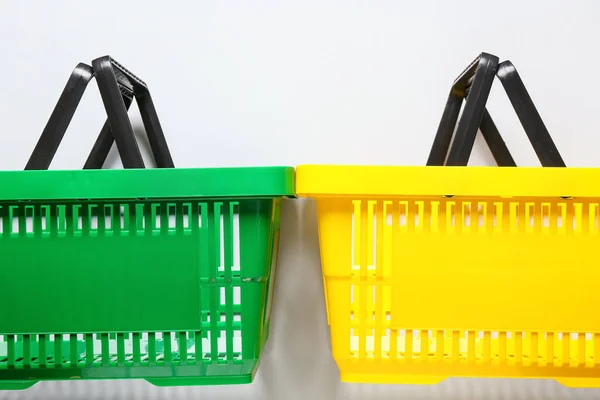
1, 1, 600, 399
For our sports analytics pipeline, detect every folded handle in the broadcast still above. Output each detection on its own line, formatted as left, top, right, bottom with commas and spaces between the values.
428, 53, 565, 167
25, 56, 175, 170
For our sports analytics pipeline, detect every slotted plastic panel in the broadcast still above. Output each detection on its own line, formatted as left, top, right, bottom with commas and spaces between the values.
0, 167, 292, 389
298, 165, 600, 388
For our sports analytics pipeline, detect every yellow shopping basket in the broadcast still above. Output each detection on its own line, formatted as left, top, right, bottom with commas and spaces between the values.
297, 53, 600, 388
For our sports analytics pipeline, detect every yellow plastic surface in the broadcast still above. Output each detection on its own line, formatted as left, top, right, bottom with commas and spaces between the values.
297, 165, 600, 387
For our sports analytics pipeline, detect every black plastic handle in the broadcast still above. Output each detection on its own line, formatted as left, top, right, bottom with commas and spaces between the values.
428, 52, 565, 167
25, 56, 175, 170
87, 56, 174, 169
496, 61, 565, 167
25, 63, 95, 170
84, 95, 134, 169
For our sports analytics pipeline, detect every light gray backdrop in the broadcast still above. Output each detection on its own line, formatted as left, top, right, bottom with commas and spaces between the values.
1, 1, 599, 399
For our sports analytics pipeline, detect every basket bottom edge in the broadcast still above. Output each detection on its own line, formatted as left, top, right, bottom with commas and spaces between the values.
340, 373, 600, 388
0, 380, 38, 390
146, 373, 255, 387
0, 374, 257, 391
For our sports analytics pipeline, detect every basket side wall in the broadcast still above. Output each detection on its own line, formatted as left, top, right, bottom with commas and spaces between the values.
316, 197, 600, 386
0, 198, 282, 386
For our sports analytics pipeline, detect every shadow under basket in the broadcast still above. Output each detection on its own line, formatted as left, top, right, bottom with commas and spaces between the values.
0, 167, 294, 389
297, 165, 600, 388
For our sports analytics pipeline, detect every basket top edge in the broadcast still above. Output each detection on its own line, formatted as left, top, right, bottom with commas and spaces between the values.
295, 165, 600, 198
0, 167, 295, 201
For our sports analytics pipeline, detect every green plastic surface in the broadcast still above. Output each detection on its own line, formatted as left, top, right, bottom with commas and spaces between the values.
0, 167, 292, 389
0, 167, 294, 200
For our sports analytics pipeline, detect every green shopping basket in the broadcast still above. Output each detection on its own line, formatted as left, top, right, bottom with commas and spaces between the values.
0, 56, 294, 389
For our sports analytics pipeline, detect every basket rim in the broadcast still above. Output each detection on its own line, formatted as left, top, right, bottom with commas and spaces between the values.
0, 167, 295, 201
296, 165, 600, 198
